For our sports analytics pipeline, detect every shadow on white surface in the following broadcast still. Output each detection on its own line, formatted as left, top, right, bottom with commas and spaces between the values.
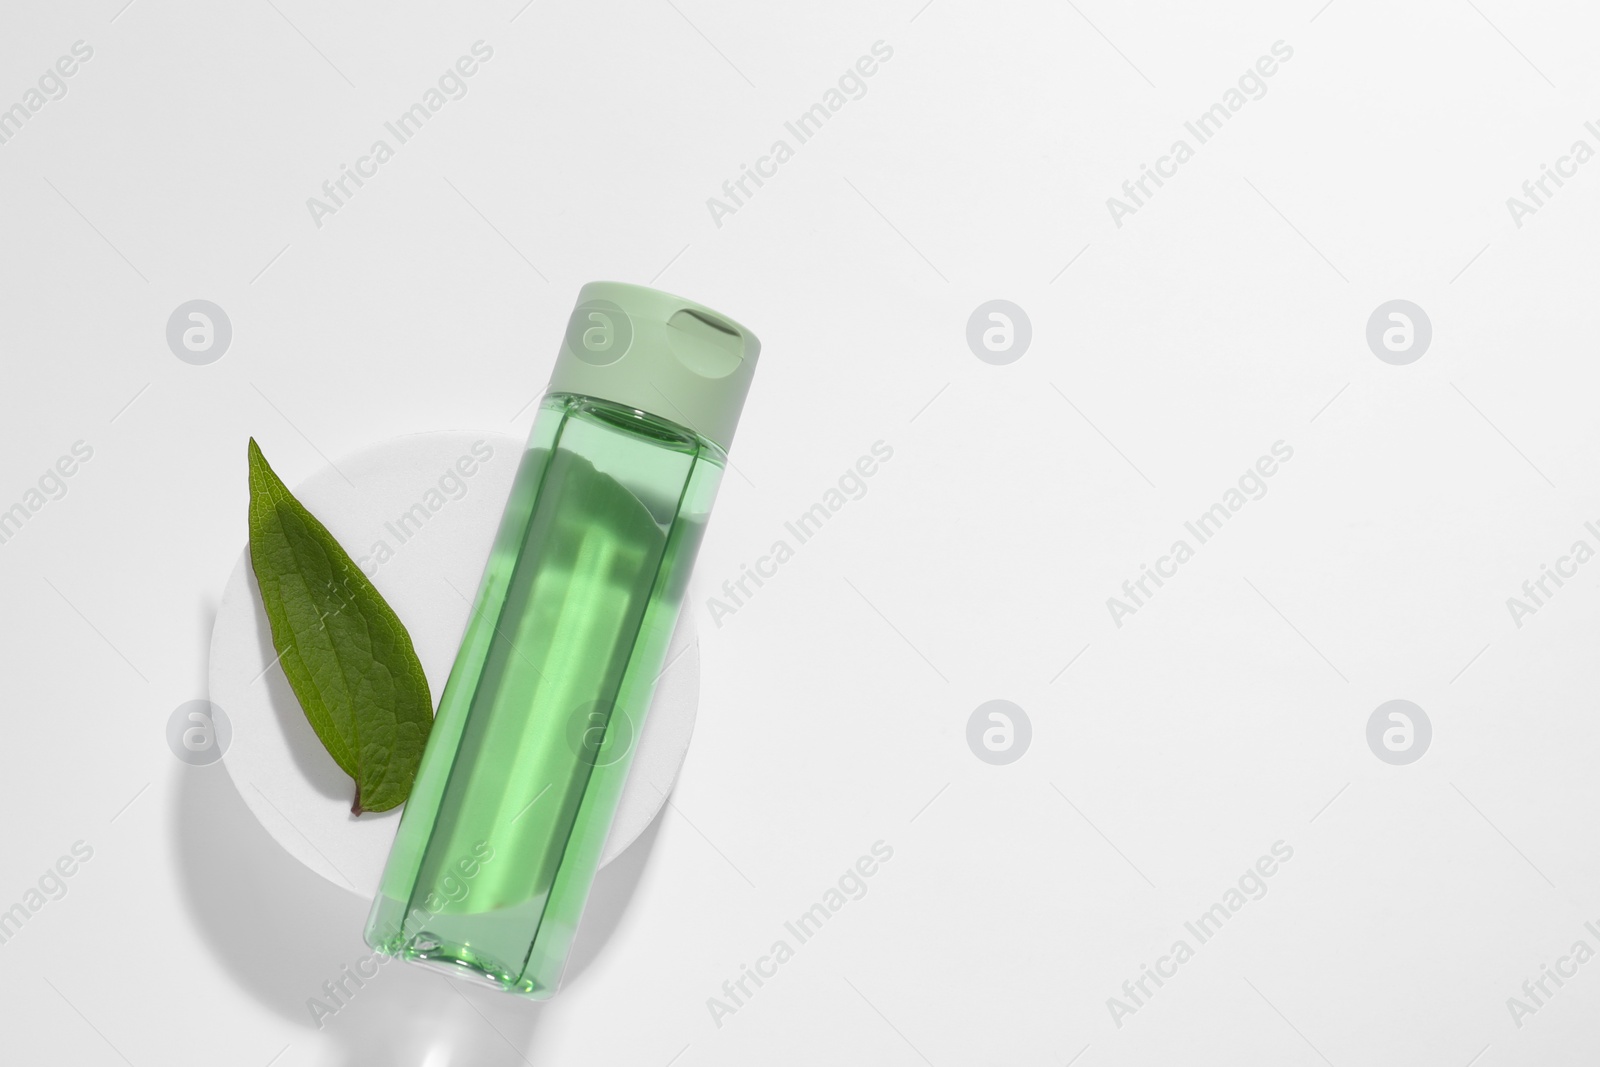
171, 757, 665, 1065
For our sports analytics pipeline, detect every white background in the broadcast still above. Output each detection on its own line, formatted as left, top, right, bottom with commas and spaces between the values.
3, 0, 1600, 1064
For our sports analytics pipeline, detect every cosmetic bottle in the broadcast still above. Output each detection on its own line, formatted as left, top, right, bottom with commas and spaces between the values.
366, 282, 759, 997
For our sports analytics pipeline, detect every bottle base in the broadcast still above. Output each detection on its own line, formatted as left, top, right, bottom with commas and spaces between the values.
372, 933, 554, 999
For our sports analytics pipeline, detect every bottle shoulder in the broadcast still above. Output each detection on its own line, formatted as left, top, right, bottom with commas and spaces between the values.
540, 392, 728, 466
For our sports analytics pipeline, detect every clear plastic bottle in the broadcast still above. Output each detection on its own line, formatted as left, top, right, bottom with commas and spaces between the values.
366, 283, 759, 997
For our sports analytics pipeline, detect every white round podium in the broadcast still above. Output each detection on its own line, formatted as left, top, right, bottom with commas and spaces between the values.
208, 431, 699, 896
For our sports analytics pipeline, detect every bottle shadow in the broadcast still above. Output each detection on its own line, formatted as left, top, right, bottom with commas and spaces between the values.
172, 758, 665, 1065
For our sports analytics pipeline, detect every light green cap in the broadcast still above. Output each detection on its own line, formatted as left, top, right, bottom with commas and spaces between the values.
548, 282, 761, 453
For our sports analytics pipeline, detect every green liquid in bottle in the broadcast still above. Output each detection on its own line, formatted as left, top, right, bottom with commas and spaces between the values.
366, 393, 724, 996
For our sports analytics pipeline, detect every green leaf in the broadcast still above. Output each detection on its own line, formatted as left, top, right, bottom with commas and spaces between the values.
246, 439, 433, 814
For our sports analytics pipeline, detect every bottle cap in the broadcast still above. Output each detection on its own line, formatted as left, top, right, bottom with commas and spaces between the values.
547, 282, 761, 453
